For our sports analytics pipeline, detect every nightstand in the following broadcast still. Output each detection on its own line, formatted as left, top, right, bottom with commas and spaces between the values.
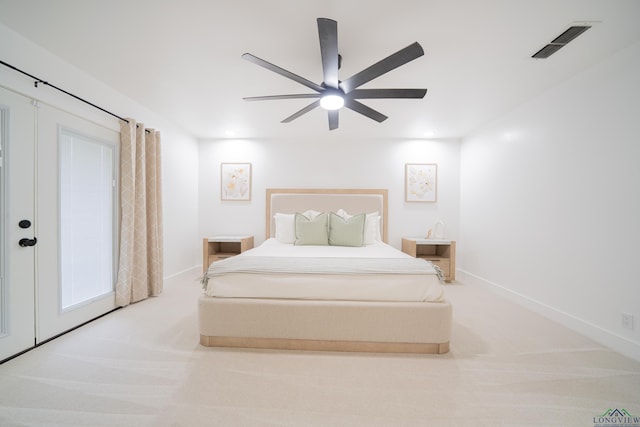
401, 238, 456, 282
202, 235, 254, 272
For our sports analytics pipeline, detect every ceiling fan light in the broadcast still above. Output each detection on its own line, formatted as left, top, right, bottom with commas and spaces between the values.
320, 94, 344, 110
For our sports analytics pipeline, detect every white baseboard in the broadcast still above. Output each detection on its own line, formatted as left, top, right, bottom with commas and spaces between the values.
456, 269, 640, 363
163, 265, 201, 288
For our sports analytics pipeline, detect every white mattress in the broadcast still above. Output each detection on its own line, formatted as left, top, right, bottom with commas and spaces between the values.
204, 239, 444, 302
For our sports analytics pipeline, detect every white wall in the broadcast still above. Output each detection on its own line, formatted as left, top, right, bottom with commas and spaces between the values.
198, 136, 460, 249
459, 40, 640, 360
0, 24, 201, 281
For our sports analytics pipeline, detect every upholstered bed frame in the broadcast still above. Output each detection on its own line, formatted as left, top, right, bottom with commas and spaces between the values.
198, 189, 452, 354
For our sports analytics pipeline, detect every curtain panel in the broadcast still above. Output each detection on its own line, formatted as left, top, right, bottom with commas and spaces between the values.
116, 119, 163, 306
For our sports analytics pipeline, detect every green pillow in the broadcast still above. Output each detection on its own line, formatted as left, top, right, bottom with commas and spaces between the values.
294, 212, 329, 245
329, 212, 365, 247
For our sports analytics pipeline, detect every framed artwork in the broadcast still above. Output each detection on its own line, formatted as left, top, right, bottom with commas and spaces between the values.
221, 163, 251, 201
405, 163, 437, 202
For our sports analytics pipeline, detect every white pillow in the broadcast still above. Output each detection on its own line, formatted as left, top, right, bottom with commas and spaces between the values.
336, 209, 381, 244
370, 213, 383, 243
364, 212, 382, 244
274, 213, 295, 243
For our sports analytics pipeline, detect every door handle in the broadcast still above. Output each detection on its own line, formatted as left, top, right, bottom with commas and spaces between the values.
19, 237, 37, 247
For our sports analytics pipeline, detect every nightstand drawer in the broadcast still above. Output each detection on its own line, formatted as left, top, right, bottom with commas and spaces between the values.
203, 236, 254, 272
402, 238, 456, 283
427, 258, 450, 273
208, 254, 235, 265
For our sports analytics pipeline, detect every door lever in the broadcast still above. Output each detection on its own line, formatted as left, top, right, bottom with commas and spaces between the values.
19, 237, 37, 247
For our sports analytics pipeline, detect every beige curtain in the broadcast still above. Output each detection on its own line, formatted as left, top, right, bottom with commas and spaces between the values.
115, 119, 163, 306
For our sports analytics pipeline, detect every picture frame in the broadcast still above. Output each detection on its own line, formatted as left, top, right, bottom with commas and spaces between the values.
221, 162, 251, 201
405, 163, 437, 202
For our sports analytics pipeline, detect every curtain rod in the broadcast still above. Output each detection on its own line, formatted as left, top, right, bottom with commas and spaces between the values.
1, 59, 150, 132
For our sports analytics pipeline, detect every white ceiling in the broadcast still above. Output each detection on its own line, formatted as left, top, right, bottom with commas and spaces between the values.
1, 0, 639, 140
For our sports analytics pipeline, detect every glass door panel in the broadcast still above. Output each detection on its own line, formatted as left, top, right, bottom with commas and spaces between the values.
36, 104, 119, 342
59, 128, 115, 310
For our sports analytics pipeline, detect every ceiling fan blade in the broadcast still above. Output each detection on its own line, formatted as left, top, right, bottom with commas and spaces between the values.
242, 53, 324, 92
243, 94, 321, 101
317, 18, 339, 89
328, 110, 339, 130
348, 88, 427, 99
281, 100, 321, 123
339, 42, 424, 94
345, 99, 388, 123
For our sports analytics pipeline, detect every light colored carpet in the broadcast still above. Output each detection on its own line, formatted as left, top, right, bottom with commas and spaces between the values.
1, 275, 639, 427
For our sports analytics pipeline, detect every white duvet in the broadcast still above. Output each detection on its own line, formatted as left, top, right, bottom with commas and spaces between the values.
203, 238, 445, 302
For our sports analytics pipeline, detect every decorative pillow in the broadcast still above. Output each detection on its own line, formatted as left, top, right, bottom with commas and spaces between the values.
336, 209, 381, 244
274, 213, 295, 243
302, 209, 322, 219
294, 212, 329, 245
329, 212, 365, 247
275, 210, 322, 243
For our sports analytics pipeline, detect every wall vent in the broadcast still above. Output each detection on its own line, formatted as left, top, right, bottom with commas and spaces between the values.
532, 25, 591, 59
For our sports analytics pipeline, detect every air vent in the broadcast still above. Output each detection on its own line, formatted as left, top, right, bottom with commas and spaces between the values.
532, 25, 591, 59
532, 44, 563, 59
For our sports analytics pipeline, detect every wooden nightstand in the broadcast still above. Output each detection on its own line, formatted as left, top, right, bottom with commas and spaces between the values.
401, 238, 456, 282
202, 235, 254, 272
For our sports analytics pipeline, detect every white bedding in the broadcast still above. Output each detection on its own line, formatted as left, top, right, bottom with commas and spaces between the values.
203, 239, 445, 302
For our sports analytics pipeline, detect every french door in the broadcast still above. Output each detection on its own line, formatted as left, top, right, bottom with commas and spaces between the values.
0, 86, 119, 361
0, 87, 36, 361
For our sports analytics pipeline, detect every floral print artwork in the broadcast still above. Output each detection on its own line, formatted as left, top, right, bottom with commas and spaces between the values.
406, 163, 437, 202
221, 163, 251, 200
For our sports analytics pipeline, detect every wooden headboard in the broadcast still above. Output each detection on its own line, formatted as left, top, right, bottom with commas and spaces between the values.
266, 188, 388, 243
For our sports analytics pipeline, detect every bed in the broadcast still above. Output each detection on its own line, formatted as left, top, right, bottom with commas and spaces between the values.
198, 188, 452, 354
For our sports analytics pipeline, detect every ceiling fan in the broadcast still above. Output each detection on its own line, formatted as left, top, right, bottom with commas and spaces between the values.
242, 18, 427, 130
